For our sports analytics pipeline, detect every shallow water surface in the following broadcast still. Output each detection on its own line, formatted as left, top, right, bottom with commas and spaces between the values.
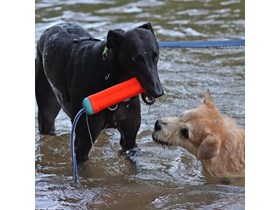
35, 0, 245, 209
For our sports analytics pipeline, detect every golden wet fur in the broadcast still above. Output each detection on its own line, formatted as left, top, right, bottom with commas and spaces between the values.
152, 89, 245, 180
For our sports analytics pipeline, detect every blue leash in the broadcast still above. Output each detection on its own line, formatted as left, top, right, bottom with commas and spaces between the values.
158, 39, 245, 48
70, 109, 85, 183
96, 38, 245, 48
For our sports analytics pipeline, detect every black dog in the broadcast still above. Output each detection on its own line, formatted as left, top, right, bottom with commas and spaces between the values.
35, 22, 164, 163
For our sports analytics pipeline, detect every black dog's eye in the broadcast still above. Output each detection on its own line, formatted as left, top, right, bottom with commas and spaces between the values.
181, 128, 189, 139
132, 54, 142, 63
131, 56, 137, 62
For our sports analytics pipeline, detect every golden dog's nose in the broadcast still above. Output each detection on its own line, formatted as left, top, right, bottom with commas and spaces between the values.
154, 120, 163, 131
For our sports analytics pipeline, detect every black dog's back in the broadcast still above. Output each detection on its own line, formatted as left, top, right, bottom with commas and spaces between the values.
37, 23, 95, 68
37, 23, 94, 50
36, 23, 108, 115
35, 23, 97, 133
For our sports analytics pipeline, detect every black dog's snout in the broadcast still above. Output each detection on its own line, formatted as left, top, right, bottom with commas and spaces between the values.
154, 120, 163, 131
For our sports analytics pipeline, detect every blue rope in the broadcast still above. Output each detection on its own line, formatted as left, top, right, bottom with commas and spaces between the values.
97, 38, 245, 48
158, 39, 245, 48
70, 108, 85, 183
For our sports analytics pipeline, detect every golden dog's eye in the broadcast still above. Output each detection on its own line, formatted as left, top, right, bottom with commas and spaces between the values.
181, 128, 189, 139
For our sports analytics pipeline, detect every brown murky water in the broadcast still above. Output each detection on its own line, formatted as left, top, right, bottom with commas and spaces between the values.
35, 0, 245, 209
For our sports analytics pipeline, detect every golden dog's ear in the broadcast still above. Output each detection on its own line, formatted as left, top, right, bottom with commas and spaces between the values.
203, 88, 216, 109
197, 134, 221, 160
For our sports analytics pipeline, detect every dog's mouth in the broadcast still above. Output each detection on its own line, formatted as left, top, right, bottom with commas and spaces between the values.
139, 80, 164, 105
135, 71, 164, 105
152, 134, 173, 148
141, 93, 156, 105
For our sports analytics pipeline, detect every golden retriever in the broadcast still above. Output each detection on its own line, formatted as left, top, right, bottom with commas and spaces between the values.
152, 89, 245, 180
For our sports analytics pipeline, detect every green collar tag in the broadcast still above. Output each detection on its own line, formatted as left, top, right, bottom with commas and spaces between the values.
102, 46, 108, 60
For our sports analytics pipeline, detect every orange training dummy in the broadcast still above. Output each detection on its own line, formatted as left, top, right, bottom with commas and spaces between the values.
82, 77, 144, 115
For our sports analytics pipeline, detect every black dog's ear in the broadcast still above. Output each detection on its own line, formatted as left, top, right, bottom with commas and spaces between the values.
107, 29, 125, 49
138, 22, 155, 35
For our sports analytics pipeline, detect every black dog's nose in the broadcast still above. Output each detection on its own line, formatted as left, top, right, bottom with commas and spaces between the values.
154, 120, 163, 131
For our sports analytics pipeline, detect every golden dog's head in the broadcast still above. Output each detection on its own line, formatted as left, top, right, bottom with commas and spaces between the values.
153, 89, 227, 160
153, 89, 245, 179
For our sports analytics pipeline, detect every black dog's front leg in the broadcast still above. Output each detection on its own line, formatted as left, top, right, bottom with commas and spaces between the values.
114, 97, 141, 154
118, 121, 140, 153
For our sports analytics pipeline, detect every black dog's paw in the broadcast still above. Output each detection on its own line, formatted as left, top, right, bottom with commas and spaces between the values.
119, 147, 141, 157
76, 156, 89, 164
